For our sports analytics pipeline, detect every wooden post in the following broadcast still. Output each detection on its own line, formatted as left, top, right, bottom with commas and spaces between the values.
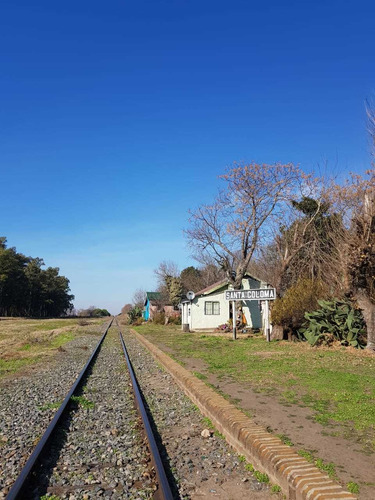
182, 303, 189, 332
232, 300, 237, 340
265, 299, 270, 342
189, 300, 192, 331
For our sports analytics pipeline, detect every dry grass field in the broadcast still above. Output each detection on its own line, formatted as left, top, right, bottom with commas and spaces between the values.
0, 317, 105, 379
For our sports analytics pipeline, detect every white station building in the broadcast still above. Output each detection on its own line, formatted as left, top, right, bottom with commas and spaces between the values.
180, 274, 271, 332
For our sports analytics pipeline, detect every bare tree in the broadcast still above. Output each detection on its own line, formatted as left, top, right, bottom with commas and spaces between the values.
186, 162, 302, 289
153, 260, 181, 306
274, 199, 345, 293
366, 99, 375, 162
180, 261, 226, 293
345, 177, 375, 351
121, 303, 132, 315
154, 260, 180, 287
132, 288, 146, 308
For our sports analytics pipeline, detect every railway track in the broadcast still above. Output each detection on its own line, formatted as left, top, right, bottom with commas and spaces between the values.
6, 318, 173, 500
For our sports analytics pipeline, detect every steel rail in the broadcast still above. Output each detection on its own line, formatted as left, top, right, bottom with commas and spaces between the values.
6, 318, 113, 500
117, 320, 174, 500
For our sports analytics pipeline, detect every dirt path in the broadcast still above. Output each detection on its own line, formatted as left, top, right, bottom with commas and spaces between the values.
181, 356, 375, 499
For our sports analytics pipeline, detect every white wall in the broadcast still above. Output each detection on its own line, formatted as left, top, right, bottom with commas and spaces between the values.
189, 277, 267, 331
190, 289, 229, 330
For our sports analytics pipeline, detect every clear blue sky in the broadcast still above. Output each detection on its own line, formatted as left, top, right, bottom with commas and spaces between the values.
1, 0, 374, 313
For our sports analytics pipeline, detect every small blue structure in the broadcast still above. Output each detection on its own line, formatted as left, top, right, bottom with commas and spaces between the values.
143, 292, 161, 321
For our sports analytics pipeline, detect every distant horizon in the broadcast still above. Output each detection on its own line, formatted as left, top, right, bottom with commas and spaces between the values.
1, 0, 374, 314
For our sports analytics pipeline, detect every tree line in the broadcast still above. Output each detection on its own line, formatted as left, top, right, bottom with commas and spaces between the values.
75, 306, 111, 317
0, 237, 74, 317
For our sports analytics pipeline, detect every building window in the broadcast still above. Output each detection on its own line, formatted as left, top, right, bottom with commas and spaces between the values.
205, 301, 220, 315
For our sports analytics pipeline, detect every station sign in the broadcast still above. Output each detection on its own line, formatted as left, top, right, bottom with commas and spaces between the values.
225, 288, 276, 301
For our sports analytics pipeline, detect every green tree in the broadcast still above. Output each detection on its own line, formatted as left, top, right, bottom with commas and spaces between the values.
165, 276, 183, 307
24, 258, 45, 316
39, 267, 74, 317
180, 266, 204, 294
0, 237, 74, 317
275, 196, 343, 293
0, 243, 29, 316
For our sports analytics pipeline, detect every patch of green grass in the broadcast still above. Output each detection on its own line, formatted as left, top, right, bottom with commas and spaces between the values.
346, 482, 360, 494
244, 463, 254, 472
214, 430, 225, 439
0, 357, 37, 378
254, 470, 270, 483
40, 495, 61, 500
1, 329, 78, 380
7, 328, 73, 351
276, 434, 294, 447
298, 450, 337, 479
280, 390, 298, 405
193, 371, 207, 380
49, 332, 75, 348
297, 449, 314, 462
243, 409, 254, 419
271, 484, 282, 493
30, 319, 80, 331
38, 401, 62, 411
19, 343, 32, 351
314, 413, 330, 426
315, 458, 337, 479
202, 417, 214, 429
70, 395, 94, 409
238, 455, 246, 462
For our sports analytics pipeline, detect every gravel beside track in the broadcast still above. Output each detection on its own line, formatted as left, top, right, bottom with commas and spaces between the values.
0, 324, 105, 498
121, 326, 274, 500
1, 323, 156, 499
29, 325, 155, 499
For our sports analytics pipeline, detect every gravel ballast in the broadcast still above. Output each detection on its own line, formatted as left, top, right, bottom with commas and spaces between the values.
1, 323, 155, 499
30, 326, 155, 499
0, 324, 105, 497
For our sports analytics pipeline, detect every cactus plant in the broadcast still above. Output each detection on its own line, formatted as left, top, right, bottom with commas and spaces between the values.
299, 299, 366, 348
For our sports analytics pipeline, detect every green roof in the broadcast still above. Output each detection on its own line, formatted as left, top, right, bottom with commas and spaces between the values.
146, 291, 161, 301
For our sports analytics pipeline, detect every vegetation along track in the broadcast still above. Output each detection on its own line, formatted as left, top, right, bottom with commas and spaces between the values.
5, 318, 172, 500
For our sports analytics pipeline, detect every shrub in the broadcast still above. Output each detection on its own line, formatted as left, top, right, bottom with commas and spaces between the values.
347, 482, 360, 494
299, 298, 366, 348
167, 315, 181, 325
128, 306, 143, 324
271, 278, 328, 331
153, 312, 166, 325
132, 317, 143, 326
253, 470, 269, 483
91, 308, 111, 317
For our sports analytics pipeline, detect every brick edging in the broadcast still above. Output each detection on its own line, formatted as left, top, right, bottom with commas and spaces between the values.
132, 330, 356, 500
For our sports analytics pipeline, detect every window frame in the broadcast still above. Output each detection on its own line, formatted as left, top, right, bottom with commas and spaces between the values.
204, 301, 220, 315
